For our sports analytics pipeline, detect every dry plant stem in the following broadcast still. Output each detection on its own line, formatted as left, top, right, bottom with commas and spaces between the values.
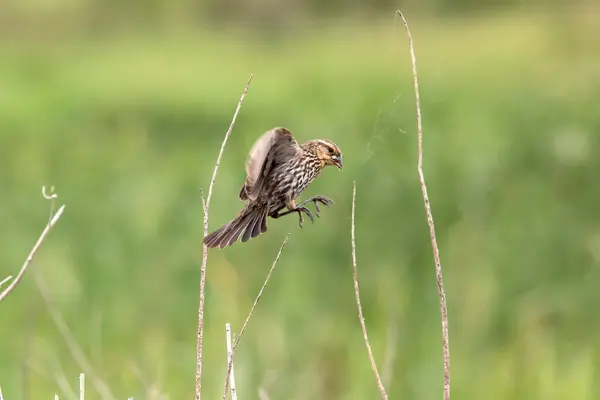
223, 236, 289, 399
79, 373, 85, 400
397, 10, 451, 400
225, 323, 237, 400
196, 73, 253, 400
0, 275, 12, 288
233, 235, 288, 350
0, 204, 65, 303
351, 182, 388, 400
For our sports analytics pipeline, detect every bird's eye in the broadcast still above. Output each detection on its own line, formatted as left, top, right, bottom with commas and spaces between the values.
327, 147, 335, 154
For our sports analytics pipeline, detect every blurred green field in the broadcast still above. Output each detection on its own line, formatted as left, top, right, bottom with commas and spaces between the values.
1, 9, 600, 400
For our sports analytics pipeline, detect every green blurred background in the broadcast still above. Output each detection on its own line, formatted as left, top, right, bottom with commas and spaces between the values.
1, 0, 600, 398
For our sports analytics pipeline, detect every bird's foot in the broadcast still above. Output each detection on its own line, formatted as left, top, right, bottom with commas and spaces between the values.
296, 206, 314, 228
298, 196, 334, 218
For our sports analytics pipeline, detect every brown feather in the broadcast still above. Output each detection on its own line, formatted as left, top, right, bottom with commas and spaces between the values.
239, 127, 302, 201
204, 203, 269, 249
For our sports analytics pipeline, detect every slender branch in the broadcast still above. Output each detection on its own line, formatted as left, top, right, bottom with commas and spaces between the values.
223, 235, 289, 399
397, 10, 451, 400
0, 188, 66, 303
79, 373, 85, 400
196, 74, 254, 400
234, 235, 288, 351
351, 181, 388, 400
0, 275, 12, 288
224, 323, 237, 400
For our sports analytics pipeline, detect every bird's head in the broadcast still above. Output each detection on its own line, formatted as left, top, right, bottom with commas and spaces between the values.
311, 139, 343, 170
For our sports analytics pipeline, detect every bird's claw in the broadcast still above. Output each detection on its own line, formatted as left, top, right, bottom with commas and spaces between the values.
301, 196, 334, 218
296, 206, 314, 228
314, 196, 334, 217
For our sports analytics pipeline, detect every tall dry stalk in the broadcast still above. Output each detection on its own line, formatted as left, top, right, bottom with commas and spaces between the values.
196, 74, 254, 399
351, 182, 388, 400
397, 10, 451, 400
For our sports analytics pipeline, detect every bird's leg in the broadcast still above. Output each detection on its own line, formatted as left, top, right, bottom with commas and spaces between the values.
270, 199, 314, 228
296, 196, 334, 218
272, 208, 314, 228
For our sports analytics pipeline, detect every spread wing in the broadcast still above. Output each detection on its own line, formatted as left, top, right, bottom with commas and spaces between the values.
239, 127, 301, 201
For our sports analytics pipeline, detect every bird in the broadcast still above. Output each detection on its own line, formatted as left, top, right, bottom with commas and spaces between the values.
203, 127, 343, 249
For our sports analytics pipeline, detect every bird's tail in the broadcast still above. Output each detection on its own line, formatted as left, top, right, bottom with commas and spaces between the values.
203, 202, 269, 249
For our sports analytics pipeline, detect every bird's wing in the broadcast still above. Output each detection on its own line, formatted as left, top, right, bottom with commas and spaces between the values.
239, 127, 301, 201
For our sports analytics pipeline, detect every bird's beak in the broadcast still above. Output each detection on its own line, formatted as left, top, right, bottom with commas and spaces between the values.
332, 155, 343, 170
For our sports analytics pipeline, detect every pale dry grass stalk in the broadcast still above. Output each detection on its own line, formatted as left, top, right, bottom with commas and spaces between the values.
0, 276, 12, 288
196, 74, 254, 399
233, 235, 289, 351
351, 181, 388, 400
397, 10, 451, 400
225, 323, 237, 400
79, 373, 84, 400
0, 187, 66, 303
223, 235, 289, 399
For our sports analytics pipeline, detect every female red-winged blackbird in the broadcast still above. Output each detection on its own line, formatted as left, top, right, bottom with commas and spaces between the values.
204, 127, 343, 249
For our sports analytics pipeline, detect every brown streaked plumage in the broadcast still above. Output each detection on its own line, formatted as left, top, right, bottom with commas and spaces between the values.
203, 127, 343, 249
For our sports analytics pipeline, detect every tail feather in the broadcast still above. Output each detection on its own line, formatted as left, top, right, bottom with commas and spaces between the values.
260, 210, 269, 233
222, 212, 253, 247
203, 203, 269, 249
241, 215, 257, 243
243, 206, 268, 243
252, 206, 268, 238
206, 212, 251, 249
203, 225, 227, 249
